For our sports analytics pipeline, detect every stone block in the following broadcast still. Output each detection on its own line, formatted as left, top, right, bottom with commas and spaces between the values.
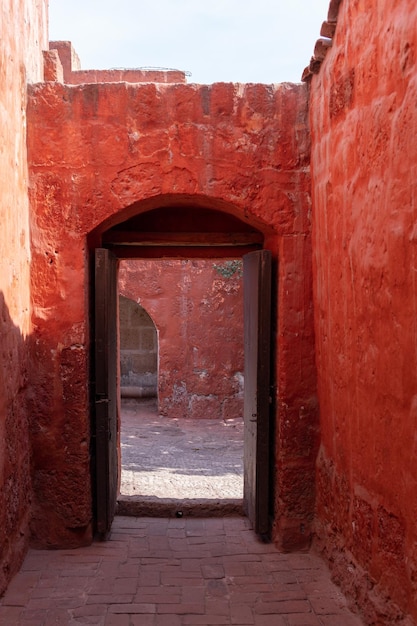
140, 328, 157, 351
131, 304, 154, 327
129, 352, 157, 374
189, 395, 221, 419
43, 50, 63, 82
222, 397, 244, 420
120, 328, 140, 350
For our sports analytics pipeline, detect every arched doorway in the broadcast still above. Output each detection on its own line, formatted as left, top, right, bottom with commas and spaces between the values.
28, 80, 316, 551
92, 198, 275, 539
117, 257, 246, 508
118, 296, 158, 399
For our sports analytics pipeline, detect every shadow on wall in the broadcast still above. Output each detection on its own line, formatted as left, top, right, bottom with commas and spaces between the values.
0, 291, 31, 595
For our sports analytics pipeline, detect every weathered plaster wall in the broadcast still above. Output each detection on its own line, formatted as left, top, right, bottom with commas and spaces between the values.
310, 0, 417, 622
0, 0, 48, 594
49, 40, 187, 85
119, 259, 244, 420
27, 78, 317, 549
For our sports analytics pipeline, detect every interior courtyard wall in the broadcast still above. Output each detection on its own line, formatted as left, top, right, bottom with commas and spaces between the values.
0, 0, 48, 594
309, 0, 417, 622
119, 259, 244, 420
27, 77, 317, 549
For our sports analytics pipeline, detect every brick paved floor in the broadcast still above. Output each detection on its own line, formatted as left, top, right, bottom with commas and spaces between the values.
0, 516, 365, 625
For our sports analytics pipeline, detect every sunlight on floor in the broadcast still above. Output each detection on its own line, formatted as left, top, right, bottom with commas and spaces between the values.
120, 399, 244, 500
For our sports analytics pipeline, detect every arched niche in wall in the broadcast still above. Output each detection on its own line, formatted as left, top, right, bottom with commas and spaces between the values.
118, 295, 158, 398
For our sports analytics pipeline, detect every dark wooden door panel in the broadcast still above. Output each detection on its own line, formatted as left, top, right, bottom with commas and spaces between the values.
94, 248, 118, 538
243, 249, 272, 536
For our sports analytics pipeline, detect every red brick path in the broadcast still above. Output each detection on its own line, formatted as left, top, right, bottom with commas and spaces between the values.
0, 516, 364, 625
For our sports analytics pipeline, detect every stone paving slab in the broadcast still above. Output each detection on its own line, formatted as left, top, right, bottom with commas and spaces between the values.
119, 398, 244, 517
120, 398, 244, 500
0, 516, 365, 625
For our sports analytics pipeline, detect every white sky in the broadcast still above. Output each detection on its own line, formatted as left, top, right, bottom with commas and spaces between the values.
48, 0, 330, 84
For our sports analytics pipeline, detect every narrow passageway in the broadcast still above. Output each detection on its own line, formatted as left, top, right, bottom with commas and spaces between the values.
119, 398, 244, 515
0, 515, 365, 625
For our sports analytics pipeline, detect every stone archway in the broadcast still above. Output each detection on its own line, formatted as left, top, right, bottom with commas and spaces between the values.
118, 296, 158, 399
94, 199, 272, 533
28, 80, 317, 550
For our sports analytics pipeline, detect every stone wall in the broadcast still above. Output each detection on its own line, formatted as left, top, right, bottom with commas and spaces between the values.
48, 41, 187, 86
119, 259, 244, 419
0, 0, 48, 594
119, 295, 158, 395
27, 75, 316, 549
310, 0, 417, 623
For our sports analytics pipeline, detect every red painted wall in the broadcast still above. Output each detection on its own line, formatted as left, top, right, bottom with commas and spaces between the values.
49, 41, 187, 85
119, 259, 244, 419
310, 0, 417, 622
0, 0, 48, 594
27, 75, 317, 549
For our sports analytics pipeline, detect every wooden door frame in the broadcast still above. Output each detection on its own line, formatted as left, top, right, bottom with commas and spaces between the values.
243, 250, 273, 537
93, 248, 119, 538
91, 244, 277, 538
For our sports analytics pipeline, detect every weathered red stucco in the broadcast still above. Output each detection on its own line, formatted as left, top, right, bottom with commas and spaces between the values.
310, 0, 417, 622
0, 0, 48, 594
48, 41, 187, 86
119, 259, 244, 419
2, 1, 417, 623
27, 68, 317, 549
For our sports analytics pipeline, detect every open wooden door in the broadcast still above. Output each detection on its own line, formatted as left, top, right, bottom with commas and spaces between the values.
94, 248, 118, 538
243, 249, 272, 536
